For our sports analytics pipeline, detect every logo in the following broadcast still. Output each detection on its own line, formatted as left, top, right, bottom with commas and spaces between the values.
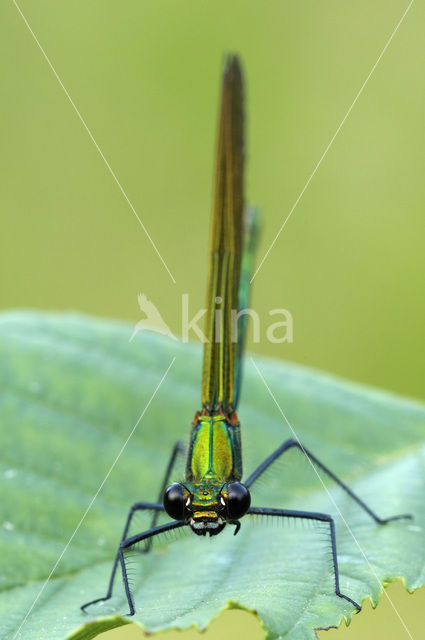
131, 294, 293, 344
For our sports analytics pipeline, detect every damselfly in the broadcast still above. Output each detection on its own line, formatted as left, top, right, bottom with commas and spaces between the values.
81, 55, 411, 617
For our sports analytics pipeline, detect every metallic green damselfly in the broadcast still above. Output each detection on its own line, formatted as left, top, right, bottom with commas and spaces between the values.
82, 55, 411, 617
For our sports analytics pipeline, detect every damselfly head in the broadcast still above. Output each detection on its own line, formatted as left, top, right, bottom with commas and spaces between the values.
163, 480, 251, 536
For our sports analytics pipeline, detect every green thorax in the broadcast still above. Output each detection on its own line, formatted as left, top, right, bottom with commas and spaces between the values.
185, 412, 242, 483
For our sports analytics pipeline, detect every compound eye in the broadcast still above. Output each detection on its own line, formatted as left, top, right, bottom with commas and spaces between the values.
163, 483, 187, 520
226, 482, 251, 519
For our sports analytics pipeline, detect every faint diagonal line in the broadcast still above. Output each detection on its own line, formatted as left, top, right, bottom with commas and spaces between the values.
250, 357, 414, 640
13, 0, 176, 285
251, 0, 414, 283
11, 356, 176, 640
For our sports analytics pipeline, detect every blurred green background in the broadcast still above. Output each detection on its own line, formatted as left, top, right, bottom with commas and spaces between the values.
1, 1, 424, 638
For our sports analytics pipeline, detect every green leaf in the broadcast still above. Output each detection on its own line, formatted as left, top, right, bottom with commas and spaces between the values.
0, 311, 423, 640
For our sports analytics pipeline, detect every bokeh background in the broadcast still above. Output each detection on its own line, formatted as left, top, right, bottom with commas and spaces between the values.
1, 1, 424, 639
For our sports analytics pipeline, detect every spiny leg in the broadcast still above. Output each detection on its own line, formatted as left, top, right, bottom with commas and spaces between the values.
145, 440, 185, 549
248, 506, 361, 611
81, 441, 184, 613
119, 520, 187, 615
245, 438, 412, 523
81, 501, 164, 612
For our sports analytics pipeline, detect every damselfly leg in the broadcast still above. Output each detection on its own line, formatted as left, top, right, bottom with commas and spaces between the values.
248, 506, 361, 610
119, 521, 187, 615
245, 438, 413, 524
81, 441, 185, 613
245, 438, 413, 610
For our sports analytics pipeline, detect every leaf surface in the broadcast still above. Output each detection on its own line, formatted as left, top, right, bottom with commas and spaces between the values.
0, 311, 423, 640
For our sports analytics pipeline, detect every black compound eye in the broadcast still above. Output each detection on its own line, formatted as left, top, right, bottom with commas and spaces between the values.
163, 483, 187, 520
226, 482, 251, 519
